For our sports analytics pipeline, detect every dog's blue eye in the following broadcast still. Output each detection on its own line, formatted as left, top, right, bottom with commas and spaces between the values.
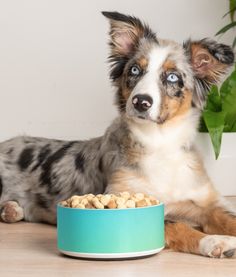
167, 73, 179, 83
130, 66, 140, 76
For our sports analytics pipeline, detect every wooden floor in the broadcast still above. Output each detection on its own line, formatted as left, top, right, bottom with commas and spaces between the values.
1, 197, 236, 277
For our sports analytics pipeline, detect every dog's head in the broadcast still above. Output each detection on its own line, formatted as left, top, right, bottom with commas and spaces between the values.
103, 11, 234, 125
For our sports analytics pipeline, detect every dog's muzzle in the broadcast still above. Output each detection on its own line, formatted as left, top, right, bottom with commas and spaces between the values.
132, 94, 153, 113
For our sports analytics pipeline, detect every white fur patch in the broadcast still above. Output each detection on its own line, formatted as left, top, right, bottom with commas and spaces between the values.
129, 46, 170, 120
127, 108, 213, 205
199, 235, 236, 258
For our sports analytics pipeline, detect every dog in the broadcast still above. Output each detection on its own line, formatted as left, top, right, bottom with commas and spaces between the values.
0, 11, 236, 258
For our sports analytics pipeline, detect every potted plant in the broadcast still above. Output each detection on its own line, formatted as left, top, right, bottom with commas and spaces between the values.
197, 0, 236, 195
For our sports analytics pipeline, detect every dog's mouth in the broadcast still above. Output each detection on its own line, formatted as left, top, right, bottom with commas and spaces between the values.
126, 102, 168, 125
136, 114, 168, 124
132, 114, 167, 125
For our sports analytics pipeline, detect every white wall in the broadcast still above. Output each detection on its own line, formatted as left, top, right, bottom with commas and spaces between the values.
0, 0, 234, 195
0, 0, 233, 141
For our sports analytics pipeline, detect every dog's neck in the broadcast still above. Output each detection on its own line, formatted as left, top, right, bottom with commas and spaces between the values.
125, 109, 200, 152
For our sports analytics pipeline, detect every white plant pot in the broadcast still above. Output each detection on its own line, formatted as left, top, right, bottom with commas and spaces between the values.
196, 133, 236, 196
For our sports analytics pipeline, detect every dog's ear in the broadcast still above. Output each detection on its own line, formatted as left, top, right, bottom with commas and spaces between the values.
184, 39, 234, 109
102, 11, 156, 81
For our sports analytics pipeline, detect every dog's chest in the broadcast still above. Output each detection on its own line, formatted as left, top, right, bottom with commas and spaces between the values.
130, 122, 209, 204
139, 149, 206, 203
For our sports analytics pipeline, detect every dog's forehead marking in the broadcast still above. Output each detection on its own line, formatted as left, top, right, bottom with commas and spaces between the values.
147, 46, 170, 73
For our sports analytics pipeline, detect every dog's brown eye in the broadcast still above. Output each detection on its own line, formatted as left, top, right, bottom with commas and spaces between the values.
130, 65, 141, 76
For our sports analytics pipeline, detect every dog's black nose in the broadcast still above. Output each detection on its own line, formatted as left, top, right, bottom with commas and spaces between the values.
132, 94, 153, 112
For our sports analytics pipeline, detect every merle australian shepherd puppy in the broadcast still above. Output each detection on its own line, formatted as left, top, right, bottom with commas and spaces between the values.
0, 12, 236, 258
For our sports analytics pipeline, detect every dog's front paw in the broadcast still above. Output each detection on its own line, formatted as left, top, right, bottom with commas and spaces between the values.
1, 201, 24, 223
199, 235, 236, 258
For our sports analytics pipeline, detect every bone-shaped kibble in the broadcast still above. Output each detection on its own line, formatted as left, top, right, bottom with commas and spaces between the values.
92, 197, 104, 209
100, 195, 111, 206
60, 192, 159, 209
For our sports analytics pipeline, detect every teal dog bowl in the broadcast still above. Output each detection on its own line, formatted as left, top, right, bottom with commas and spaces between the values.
57, 203, 164, 259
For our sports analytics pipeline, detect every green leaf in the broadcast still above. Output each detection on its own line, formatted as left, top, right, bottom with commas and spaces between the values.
215, 21, 236, 36
231, 120, 236, 131
198, 116, 208, 132
222, 86, 236, 131
203, 110, 225, 159
223, 6, 236, 19
220, 67, 236, 100
233, 36, 236, 48
230, 0, 236, 21
205, 85, 222, 112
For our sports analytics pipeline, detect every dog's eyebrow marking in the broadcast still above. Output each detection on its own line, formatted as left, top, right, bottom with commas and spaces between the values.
136, 56, 148, 69
162, 59, 177, 71
18, 147, 34, 171
40, 141, 75, 188
74, 152, 85, 173
31, 144, 51, 172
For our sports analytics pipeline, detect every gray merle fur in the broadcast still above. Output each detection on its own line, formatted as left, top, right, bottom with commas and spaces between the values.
18, 147, 34, 171
0, 118, 132, 224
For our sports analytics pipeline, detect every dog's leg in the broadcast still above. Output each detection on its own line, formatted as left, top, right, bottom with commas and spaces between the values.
165, 221, 205, 255
165, 198, 236, 237
202, 204, 236, 236
165, 221, 236, 258
1, 201, 24, 223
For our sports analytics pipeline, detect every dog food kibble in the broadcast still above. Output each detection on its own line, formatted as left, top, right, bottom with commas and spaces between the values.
100, 194, 111, 206
126, 199, 136, 208
60, 192, 159, 209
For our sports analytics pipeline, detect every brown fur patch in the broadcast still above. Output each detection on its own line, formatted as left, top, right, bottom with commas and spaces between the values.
159, 89, 192, 123
166, 197, 236, 237
165, 222, 205, 254
202, 206, 236, 236
125, 145, 143, 164
121, 87, 132, 101
165, 201, 205, 227
162, 59, 176, 71
191, 43, 228, 82
137, 56, 148, 69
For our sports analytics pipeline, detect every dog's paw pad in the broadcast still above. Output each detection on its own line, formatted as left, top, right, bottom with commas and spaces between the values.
209, 247, 222, 258
223, 249, 236, 258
